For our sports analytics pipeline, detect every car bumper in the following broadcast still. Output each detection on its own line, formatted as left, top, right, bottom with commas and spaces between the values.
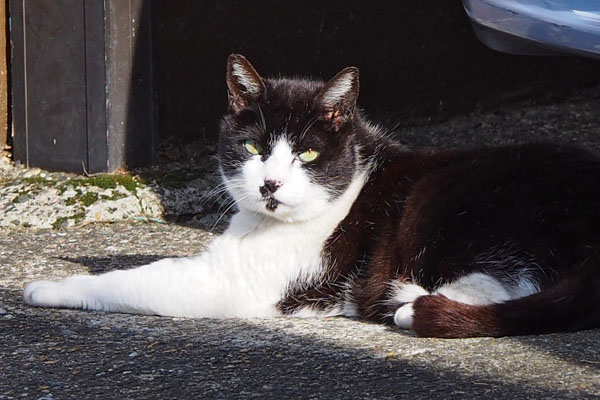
463, 0, 600, 59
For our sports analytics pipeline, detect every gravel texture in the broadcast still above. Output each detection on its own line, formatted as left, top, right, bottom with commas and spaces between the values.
1, 88, 600, 399
2, 224, 600, 399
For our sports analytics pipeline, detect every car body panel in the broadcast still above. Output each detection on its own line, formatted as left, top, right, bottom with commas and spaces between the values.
463, 0, 600, 59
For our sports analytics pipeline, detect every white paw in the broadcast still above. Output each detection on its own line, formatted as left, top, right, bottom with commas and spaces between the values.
394, 303, 414, 329
23, 280, 62, 307
390, 281, 429, 303
390, 282, 429, 330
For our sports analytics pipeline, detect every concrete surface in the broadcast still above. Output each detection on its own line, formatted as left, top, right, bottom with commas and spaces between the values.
2, 88, 600, 399
2, 224, 600, 399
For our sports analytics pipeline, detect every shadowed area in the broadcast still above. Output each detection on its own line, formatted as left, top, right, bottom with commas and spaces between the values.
152, 0, 600, 144
2, 221, 599, 398
1, 286, 599, 399
59, 255, 167, 274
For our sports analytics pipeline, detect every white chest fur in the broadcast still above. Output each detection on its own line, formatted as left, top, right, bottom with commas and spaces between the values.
203, 170, 367, 315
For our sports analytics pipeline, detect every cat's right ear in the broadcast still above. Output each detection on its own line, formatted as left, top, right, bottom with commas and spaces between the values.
226, 54, 266, 113
316, 67, 359, 131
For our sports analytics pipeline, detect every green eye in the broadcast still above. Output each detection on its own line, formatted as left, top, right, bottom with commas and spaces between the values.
298, 149, 319, 163
244, 140, 262, 155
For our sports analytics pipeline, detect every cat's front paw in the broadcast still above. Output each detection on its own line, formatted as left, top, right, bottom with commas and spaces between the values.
394, 303, 415, 329
24, 280, 65, 308
390, 281, 429, 330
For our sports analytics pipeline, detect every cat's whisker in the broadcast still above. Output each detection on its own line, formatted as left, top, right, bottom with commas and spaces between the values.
202, 183, 242, 201
200, 185, 231, 203
299, 116, 318, 141
200, 191, 232, 209
199, 181, 247, 208
210, 194, 250, 231
257, 104, 267, 132
215, 197, 236, 217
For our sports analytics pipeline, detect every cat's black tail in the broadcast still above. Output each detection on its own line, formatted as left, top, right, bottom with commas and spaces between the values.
411, 257, 600, 338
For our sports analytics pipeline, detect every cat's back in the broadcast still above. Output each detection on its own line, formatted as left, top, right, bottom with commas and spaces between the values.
370, 141, 600, 196
349, 141, 600, 241
421, 142, 600, 204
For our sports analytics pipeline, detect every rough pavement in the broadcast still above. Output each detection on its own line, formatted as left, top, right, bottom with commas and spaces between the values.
2, 88, 600, 399
2, 224, 600, 399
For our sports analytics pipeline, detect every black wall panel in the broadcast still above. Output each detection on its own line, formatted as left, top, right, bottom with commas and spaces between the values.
10, 0, 156, 173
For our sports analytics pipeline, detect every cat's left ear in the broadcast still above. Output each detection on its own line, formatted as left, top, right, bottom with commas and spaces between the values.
316, 67, 359, 130
226, 54, 266, 113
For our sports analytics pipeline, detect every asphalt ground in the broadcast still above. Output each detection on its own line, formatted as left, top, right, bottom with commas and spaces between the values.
2, 87, 600, 399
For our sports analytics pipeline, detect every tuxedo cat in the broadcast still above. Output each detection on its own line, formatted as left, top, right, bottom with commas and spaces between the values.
24, 54, 600, 338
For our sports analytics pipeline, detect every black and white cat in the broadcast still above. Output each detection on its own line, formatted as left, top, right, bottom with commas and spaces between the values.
24, 54, 600, 338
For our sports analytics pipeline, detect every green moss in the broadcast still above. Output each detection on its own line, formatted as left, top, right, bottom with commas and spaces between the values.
79, 192, 99, 207
23, 176, 54, 185
64, 183, 127, 207
56, 186, 68, 196
52, 212, 86, 230
52, 217, 69, 230
64, 188, 83, 206
11, 188, 35, 203
100, 192, 127, 201
67, 174, 140, 193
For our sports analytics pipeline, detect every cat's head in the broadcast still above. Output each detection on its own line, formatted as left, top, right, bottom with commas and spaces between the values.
219, 54, 363, 222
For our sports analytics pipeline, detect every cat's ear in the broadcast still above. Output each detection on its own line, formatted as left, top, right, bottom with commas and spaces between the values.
316, 67, 359, 130
226, 54, 266, 113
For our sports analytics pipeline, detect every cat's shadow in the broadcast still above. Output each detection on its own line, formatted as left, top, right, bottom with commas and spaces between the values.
59, 255, 168, 274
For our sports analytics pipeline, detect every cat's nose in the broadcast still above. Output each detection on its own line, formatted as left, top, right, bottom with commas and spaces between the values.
260, 179, 282, 196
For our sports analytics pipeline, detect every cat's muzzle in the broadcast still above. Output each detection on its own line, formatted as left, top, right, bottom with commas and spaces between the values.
264, 197, 280, 211
260, 180, 282, 211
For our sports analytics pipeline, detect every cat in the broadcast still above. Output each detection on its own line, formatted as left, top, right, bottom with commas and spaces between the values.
24, 54, 600, 338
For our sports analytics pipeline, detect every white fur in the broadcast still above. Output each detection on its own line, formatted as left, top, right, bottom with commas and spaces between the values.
392, 272, 540, 329
434, 273, 513, 305
434, 272, 540, 305
394, 304, 415, 329
341, 300, 359, 317
321, 74, 354, 108
224, 138, 333, 222
24, 163, 368, 318
390, 281, 429, 303
292, 305, 344, 318
231, 61, 262, 94
508, 273, 539, 298
390, 282, 430, 330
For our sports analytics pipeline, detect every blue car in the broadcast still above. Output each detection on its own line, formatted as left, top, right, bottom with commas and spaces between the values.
463, 0, 600, 59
